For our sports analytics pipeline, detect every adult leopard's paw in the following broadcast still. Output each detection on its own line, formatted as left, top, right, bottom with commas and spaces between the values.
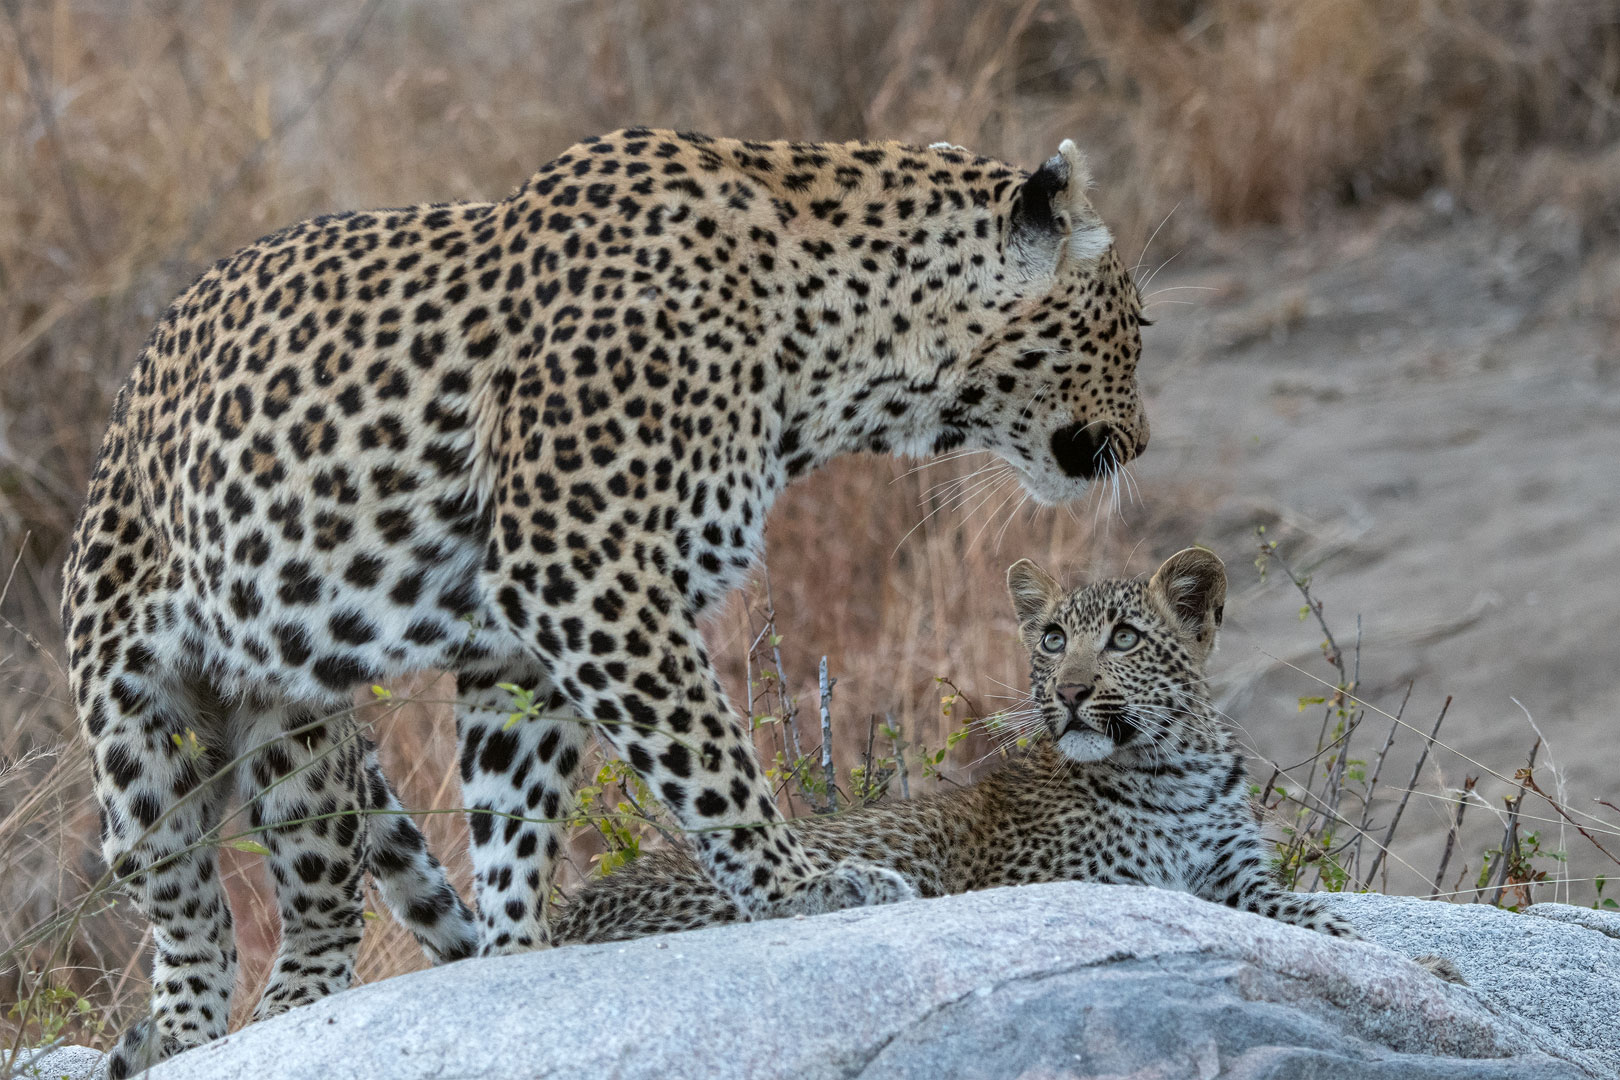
107, 1017, 188, 1079
774, 861, 919, 917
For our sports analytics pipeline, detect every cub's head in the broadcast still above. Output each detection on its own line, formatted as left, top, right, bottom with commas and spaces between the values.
1005, 548, 1225, 764
947, 140, 1150, 506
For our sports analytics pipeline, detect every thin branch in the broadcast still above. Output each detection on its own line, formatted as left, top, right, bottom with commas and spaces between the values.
2, 0, 96, 253
1350, 682, 1409, 879
166, 0, 385, 265
1487, 738, 1540, 906
1429, 775, 1476, 899
819, 655, 837, 813
890, 713, 911, 801
1521, 769, 1620, 869
1366, 695, 1451, 885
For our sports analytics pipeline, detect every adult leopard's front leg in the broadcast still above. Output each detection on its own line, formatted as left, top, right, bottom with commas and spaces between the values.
454, 664, 591, 953
478, 551, 912, 940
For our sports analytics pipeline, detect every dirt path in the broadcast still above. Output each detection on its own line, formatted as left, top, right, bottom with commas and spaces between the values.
1133, 206, 1620, 901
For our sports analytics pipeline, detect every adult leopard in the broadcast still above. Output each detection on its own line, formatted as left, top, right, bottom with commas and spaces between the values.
61, 129, 1149, 1073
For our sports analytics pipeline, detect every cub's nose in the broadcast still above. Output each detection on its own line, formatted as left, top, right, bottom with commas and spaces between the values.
1055, 683, 1093, 711
1050, 422, 1118, 480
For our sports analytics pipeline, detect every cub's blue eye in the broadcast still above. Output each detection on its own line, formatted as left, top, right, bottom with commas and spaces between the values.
1040, 629, 1066, 653
1108, 625, 1140, 651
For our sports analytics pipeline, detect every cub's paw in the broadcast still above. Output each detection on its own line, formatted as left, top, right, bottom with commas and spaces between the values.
776, 861, 918, 917
1414, 953, 1468, 985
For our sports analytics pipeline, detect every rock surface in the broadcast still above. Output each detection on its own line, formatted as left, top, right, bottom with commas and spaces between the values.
1320, 892, 1620, 1076
1527, 901, 1620, 941
2, 1043, 106, 1080
125, 883, 1606, 1080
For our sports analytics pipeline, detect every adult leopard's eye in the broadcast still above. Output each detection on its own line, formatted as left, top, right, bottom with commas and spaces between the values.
1040, 629, 1066, 653
1108, 625, 1140, 650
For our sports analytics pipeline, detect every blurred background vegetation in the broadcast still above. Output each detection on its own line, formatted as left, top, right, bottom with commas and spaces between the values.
3, 0, 1618, 1050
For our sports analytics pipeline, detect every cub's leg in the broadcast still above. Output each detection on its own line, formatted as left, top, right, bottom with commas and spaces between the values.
454, 665, 590, 953
239, 703, 373, 1021
361, 752, 478, 964
1221, 874, 1358, 938
1214, 861, 1467, 983
79, 666, 236, 1079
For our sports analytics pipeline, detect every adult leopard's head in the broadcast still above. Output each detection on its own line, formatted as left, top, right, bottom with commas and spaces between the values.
1004, 548, 1225, 764
948, 140, 1150, 506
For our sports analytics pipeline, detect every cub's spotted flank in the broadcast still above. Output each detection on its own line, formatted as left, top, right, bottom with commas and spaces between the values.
64, 129, 1151, 1074
553, 548, 1458, 990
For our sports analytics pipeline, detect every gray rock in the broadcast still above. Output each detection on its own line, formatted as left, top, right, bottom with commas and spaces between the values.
147, 882, 1604, 1080
1527, 901, 1620, 941
1319, 892, 1620, 1076
3, 1044, 106, 1080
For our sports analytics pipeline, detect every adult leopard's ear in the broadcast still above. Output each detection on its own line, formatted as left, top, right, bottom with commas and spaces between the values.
1007, 139, 1112, 280
1006, 558, 1063, 629
1148, 547, 1227, 652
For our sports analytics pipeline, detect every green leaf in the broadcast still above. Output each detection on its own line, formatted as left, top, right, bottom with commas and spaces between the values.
229, 839, 271, 856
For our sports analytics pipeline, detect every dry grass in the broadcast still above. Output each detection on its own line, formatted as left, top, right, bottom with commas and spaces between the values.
2, 0, 1618, 1053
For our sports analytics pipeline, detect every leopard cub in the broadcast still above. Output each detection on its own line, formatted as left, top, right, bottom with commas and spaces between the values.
555, 547, 1459, 988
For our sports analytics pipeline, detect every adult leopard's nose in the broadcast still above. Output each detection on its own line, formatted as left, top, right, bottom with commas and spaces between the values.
1049, 423, 1118, 480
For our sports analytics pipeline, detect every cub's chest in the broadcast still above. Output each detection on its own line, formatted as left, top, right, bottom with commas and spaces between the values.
1045, 778, 1241, 884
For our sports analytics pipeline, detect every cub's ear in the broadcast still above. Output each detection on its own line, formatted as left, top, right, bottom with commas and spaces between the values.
1006, 559, 1063, 628
1007, 139, 1112, 280
1148, 547, 1227, 650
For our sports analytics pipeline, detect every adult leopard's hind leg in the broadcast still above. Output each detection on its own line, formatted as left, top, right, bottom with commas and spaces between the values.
75, 660, 238, 1078
238, 702, 374, 1021
453, 664, 590, 954
361, 750, 478, 963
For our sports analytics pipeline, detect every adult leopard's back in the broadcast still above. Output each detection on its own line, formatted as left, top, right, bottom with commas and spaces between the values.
62, 129, 1150, 1073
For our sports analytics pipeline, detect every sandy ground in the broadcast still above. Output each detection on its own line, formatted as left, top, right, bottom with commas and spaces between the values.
1128, 203, 1620, 902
